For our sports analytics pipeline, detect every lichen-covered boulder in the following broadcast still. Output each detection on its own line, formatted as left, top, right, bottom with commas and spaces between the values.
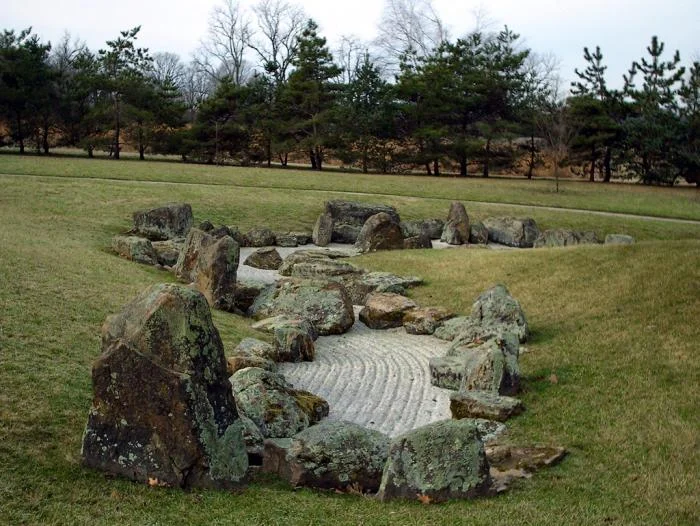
151, 239, 182, 267
430, 336, 520, 395
605, 234, 635, 245
325, 200, 401, 243
441, 202, 470, 245
244, 228, 276, 247
401, 218, 444, 240
359, 293, 418, 329
233, 279, 267, 313
377, 419, 491, 502
244, 247, 283, 270
434, 316, 477, 341
112, 235, 157, 265
469, 221, 489, 245
230, 367, 309, 439
403, 307, 455, 335
403, 233, 432, 250
274, 233, 298, 247
450, 390, 524, 422
272, 319, 316, 362
355, 212, 404, 252
81, 283, 248, 488
286, 421, 390, 492
534, 229, 600, 248
312, 213, 334, 247
132, 203, 193, 241
482, 217, 539, 248
239, 414, 265, 460
342, 272, 422, 305
471, 284, 529, 343
227, 338, 277, 375
174, 228, 239, 311
249, 279, 354, 335
278, 248, 356, 276
287, 258, 364, 281
292, 390, 329, 424
251, 315, 317, 340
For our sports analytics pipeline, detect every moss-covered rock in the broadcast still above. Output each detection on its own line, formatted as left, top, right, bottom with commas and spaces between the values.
132, 203, 193, 241
292, 390, 329, 424
377, 419, 491, 502
359, 292, 418, 329
355, 212, 405, 252
244, 247, 283, 270
469, 221, 489, 244
470, 284, 529, 343
286, 421, 390, 492
534, 229, 600, 248
325, 200, 400, 244
403, 307, 455, 335
441, 202, 470, 245
482, 216, 539, 248
312, 213, 334, 247
81, 283, 248, 489
450, 390, 524, 422
111, 235, 157, 265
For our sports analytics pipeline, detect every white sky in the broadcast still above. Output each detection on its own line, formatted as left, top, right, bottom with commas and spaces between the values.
4, 0, 699, 89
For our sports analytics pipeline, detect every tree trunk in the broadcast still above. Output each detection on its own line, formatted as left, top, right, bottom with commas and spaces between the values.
527, 132, 535, 179
460, 153, 468, 177
425, 163, 432, 175
17, 113, 25, 154
433, 159, 440, 177
603, 146, 612, 182
309, 149, 317, 170
42, 119, 50, 154
138, 125, 145, 160
482, 139, 491, 178
589, 145, 597, 182
315, 146, 323, 171
266, 138, 271, 168
362, 146, 368, 174
114, 96, 121, 160
87, 145, 94, 158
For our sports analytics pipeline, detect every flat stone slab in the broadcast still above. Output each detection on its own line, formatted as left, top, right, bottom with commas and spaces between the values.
279, 309, 452, 437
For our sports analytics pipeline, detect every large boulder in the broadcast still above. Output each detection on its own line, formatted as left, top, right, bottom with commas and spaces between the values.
605, 234, 635, 245
272, 318, 316, 362
403, 307, 455, 335
132, 203, 193, 241
244, 247, 283, 270
312, 213, 334, 247
111, 235, 157, 265
401, 218, 444, 240
230, 367, 310, 439
359, 293, 418, 329
355, 212, 404, 252
325, 200, 401, 243
450, 390, 524, 422
233, 279, 267, 314
81, 283, 248, 489
174, 228, 239, 311
286, 421, 390, 492
342, 272, 423, 305
249, 279, 355, 335
431, 334, 520, 395
278, 249, 357, 277
534, 229, 600, 248
441, 202, 471, 245
377, 419, 491, 502
226, 338, 277, 375
471, 284, 529, 343
482, 217, 539, 248
244, 228, 276, 247
469, 221, 489, 245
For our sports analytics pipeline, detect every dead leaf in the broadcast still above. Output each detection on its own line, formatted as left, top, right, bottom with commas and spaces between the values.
416, 493, 433, 505
549, 374, 559, 384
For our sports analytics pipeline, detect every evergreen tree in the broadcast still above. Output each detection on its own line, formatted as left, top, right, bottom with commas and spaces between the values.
281, 20, 341, 170
676, 61, 700, 186
623, 36, 685, 185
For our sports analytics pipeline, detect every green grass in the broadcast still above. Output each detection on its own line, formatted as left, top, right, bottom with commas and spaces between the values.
1, 152, 700, 221
0, 159, 699, 525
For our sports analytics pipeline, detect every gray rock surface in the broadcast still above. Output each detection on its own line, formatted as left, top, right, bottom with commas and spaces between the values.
441, 202, 471, 245
534, 229, 600, 248
401, 218, 444, 239
325, 200, 401, 243
312, 213, 334, 247
450, 390, 524, 422
132, 203, 193, 241
605, 233, 635, 245
342, 272, 422, 305
286, 421, 391, 492
112, 235, 157, 265
377, 419, 491, 502
81, 283, 248, 488
249, 279, 355, 335
471, 284, 529, 343
483, 217, 539, 248
403, 233, 432, 249
244, 247, 283, 270
403, 307, 455, 335
151, 239, 182, 266
244, 228, 276, 247
355, 212, 404, 252
469, 221, 489, 244
359, 293, 418, 329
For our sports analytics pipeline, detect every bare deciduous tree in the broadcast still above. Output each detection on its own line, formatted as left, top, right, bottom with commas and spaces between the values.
374, 0, 448, 70
151, 52, 186, 87
248, 0, 306, 84
181, 62, 215, 122
335, 35, 366, 84
195, 0, 253, 85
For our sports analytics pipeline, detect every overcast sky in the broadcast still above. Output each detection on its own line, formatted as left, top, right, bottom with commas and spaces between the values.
5, 0, 699, 89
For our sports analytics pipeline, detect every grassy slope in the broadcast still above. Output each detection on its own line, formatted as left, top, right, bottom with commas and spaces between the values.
0, 163, 698, 525
1, 153, 700, 221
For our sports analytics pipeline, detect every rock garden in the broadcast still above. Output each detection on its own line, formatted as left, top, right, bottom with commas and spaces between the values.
82, 198, 632, 501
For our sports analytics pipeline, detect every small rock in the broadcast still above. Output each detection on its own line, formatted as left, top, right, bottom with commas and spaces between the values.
359, 293, 418, 330
291, 390, 329, 424
404, 233, 433, 249
151, 239, 182, 266
342, 272, 423, 305
244, 228, 276, 247
482, 217, 539, 248
401, 218, 444, 239
274, 233, 298, 247
534, 229, 601, 248
244, 247, 283, 270
441, 202, 470, 245
273, 319, 316, 362
226, 354, 276, 375
469, 221, 489, 244
450, 390, 524, 422
199, 220, 214, 232
262, 438, 292, 479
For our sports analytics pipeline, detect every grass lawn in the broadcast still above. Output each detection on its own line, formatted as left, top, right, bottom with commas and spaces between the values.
0, 157, 698, 525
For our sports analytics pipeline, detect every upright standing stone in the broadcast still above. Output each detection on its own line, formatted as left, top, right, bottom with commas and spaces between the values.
441, 202, 470, 245
81, 284, 248, 489
312, 213, 334, 247
354, 212, 405, 252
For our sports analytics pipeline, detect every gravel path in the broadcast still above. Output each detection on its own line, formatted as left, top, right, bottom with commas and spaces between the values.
279, 309, 453, 437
